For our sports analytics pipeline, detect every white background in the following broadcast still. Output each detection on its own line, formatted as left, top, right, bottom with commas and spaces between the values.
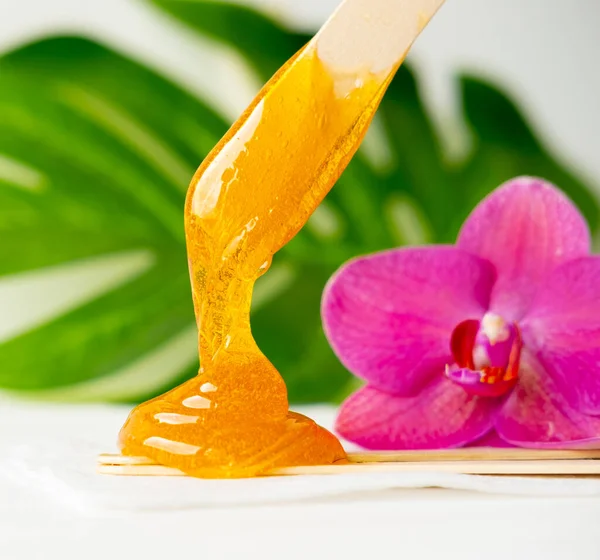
2, 401, 600, 559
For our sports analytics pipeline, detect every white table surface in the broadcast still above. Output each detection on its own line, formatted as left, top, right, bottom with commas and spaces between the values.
1, 399, 600, 560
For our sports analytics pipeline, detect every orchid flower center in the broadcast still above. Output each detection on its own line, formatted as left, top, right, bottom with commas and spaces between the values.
446, 312, 522, 398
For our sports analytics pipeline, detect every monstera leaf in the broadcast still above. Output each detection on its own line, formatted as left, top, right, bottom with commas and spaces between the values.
0, 1, 597, 403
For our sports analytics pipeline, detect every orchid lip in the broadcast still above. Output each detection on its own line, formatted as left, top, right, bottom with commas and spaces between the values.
445, 365, 518, 398
447, 313, 522, 398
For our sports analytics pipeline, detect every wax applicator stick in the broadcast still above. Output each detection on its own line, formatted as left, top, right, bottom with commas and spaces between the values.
98, 449, 600, 477
104, 0, 449, 476
315, 0, 444, 76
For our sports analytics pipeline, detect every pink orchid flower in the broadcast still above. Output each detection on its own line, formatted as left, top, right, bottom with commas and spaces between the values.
322, 177, 600, 450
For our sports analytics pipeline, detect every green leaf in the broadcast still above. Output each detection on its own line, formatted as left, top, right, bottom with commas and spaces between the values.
377, 66, 460, 240
0, 36, 216, 396
147, 0, 309, 80
250, 259, 350, 403
456, 76, 600, 233
1, 1, 598, 405
0, 32, 352, 403
0, 252, 193, 390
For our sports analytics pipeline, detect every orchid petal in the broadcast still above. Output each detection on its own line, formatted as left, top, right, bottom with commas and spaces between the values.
335, 375, 498, 450
495, 352, 600, 449
457, 177, 590, 321
522, 256, 600, 415
322, 247, 495, 395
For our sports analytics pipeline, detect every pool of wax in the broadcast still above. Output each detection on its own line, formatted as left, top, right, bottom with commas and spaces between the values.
119, 46, 397, 478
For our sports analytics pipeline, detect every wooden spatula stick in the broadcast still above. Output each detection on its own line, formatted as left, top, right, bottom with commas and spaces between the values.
98, 449, 600, 477
100, 448, 600, 466
97, 459, 600, 478
315, 0, 445, 74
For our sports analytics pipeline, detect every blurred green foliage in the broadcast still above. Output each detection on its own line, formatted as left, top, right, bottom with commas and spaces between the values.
0, 0, 597, 403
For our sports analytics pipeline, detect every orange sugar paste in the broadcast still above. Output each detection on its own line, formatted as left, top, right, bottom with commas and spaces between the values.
119, 46, 397, 478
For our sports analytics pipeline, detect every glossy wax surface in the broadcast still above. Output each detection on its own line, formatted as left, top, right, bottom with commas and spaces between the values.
119, 46, 394, 477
